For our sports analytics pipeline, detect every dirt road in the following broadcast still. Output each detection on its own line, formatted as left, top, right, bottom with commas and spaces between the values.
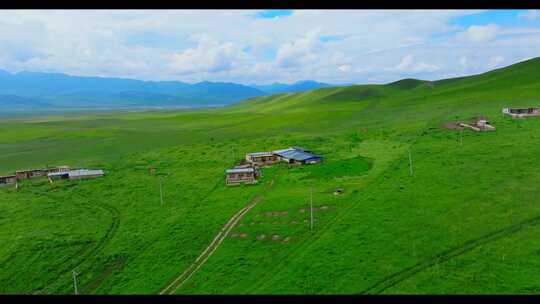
160, 195, 263, 295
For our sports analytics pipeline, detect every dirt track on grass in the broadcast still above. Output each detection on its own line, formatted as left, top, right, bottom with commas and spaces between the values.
159, 195, 263, 295
360, 213, 540, 294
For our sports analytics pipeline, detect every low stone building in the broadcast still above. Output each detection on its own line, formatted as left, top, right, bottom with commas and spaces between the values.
245, 152, 280, 167
47, 166, 71, 174
0, 175, 17, 185
225, 167, 259, 186
48, 168, 104, 182
15, 169, 48, 179
502, 107, 540, 118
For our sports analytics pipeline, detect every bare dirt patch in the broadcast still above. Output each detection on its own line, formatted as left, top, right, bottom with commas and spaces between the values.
320, 205, 329, 210
299, 208, 305, 213
272, 235, 280, 241
230, 233, 239, 238
257, 234, 266, 240
441, 121, 464, 130
239, 233, 248, 238
283, 237, 290, 243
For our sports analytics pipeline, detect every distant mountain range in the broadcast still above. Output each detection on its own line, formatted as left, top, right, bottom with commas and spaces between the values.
0, 70, 339, 112
251, 80, 334, 94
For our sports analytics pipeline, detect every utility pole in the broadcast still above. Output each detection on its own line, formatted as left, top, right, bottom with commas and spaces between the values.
310, 187, 314, 231
159, 177, 164, 207
408, 149, 413, 176
72, 270, 79, 295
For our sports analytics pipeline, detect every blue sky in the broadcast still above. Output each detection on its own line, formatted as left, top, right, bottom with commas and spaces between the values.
254, 10, 293, 19
451, 10, 527, 27
0, 10, 539, 84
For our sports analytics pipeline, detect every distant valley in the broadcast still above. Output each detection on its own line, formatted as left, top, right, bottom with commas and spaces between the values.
0, 70, 339, 112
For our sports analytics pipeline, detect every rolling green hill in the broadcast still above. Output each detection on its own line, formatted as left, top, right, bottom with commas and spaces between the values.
1, 57, 540, 294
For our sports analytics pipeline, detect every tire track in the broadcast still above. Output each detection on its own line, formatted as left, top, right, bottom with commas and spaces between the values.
160, 195, 262, 295
34, 201, 120, 294
360, 213, 540, 294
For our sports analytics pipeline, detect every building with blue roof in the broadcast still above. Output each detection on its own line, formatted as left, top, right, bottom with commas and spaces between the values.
272, 147, 322, 165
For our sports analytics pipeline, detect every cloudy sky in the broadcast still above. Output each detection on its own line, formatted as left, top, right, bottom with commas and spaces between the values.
1, 9, 540, 85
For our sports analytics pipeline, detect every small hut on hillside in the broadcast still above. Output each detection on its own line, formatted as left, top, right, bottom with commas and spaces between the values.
67, 169, 104, 180
245, 152, 280, 167
225, 167, 259, 186
0, 175, 17, 185
15, 169, 48, 180
502, 107, 540, 118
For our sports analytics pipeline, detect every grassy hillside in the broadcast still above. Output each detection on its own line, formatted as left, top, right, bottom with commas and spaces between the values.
1, 57, 540, 294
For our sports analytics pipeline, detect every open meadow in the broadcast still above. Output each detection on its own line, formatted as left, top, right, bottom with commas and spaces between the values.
2, 57, 540, 294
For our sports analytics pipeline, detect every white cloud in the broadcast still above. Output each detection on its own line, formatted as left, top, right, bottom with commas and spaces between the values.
169, 36, 247, 75
460, 23, 499, 43
397, 54, 414, 70
487, 55, 505, 69
338, 65, 351, 72
275, 30, 322, 68
0, 10, 537, 84
396, 55, 440, 73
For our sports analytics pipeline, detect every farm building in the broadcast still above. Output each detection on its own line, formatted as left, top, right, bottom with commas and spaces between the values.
0, 175, 17, 185
47, 171, 70, 181
502, 107, 540, 118
272, 147, 322, 165
48, 169, 104, 182
245, 152, 280, 167
225, 167, 259, 186
47, 166, 71, 174
16, 166, 71, 180
68, 169, 105, 180
15, 169, 48, 179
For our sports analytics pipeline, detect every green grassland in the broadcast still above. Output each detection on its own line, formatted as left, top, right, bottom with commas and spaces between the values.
2, 57, 540, 294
